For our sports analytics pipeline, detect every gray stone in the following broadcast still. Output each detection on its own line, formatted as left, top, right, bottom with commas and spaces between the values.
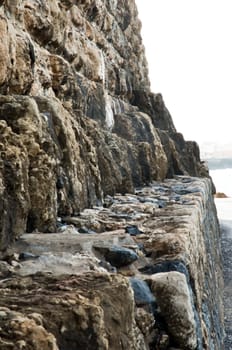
130, 278, 155, 307
148, 271, 197, 350
125, 225, 143, 236
104, 246, 138, 268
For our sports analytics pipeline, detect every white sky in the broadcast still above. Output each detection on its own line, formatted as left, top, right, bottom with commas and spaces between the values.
135, 0, 232, 145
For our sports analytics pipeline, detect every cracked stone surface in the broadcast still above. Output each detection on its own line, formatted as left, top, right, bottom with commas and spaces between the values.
0, 177, 224, 349
0, 0, 208, 248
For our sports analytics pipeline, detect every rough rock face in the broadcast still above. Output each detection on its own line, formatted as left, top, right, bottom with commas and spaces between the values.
0, 307, 59, 350
0, 274, 147, 350
0, 0, 207, 246
1, 177, 224, 349
149, 271, 197, 349
0, 1, 224, 350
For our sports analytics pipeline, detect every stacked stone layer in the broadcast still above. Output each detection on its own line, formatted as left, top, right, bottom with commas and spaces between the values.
1, 177, 224, 349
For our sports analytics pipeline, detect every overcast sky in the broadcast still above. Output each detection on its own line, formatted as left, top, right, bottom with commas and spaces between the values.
136, 0, 232, 145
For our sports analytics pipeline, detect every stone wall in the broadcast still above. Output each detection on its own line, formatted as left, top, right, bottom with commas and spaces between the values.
0, 177, 224, 349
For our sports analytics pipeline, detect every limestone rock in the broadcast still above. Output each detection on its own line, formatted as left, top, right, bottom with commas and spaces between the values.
4, 177, 224, 349
148, 271, 197, 349
0, 307, 59, 350
0, 260, 13, 278
0, 273, 147, 350
0, 0, 224, 349
0, 0, 210, 248
135, 308, 156, 346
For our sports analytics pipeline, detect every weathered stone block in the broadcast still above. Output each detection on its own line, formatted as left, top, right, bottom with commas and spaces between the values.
148, 271, 197, 349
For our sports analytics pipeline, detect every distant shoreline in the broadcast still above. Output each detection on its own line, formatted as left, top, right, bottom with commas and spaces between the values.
209, 167, 232, 199
214, 197, 232, 221
204, 158, 232, 170
214, 192, 229, 199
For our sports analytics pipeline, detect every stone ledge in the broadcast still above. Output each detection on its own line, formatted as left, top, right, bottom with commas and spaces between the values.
1, 176, 224, 349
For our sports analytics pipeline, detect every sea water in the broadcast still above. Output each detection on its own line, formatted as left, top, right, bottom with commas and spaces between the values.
210, 168, 232, 198
210, 168, 232, 220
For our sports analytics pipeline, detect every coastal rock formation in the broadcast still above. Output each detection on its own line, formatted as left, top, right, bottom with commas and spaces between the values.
0, 0, 207, 247
0, 1, 224, 350
2, 177, 224, 349
0, 274, 147, 350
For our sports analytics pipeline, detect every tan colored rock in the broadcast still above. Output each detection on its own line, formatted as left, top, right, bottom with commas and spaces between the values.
0, 118, 30, 249
10, 33, 34, 94
0, 307, 58, 350
135, 307, 156, 345
0, 16, 10, 86
1, 176, 225, 349
0, 1, 223, 348
214, 192, 228, 198
0, 273, 147, 350
142, 232, 188, 260
0, 0, 210, 246
148, 271, 197, 349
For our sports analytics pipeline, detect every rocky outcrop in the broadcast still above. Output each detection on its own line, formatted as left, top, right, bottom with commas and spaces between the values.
0, 0, 207, 246
0, 1, 224, 349
0, 274, 147, 350
1, 177, 224, 349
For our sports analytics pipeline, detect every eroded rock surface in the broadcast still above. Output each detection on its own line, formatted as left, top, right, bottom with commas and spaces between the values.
148, 271, 197, 349
0, 307, 59, 350
0, 0, 208, 247
0, 274, 147, 350
0, 1, 224, 349
1, 177, 224, 349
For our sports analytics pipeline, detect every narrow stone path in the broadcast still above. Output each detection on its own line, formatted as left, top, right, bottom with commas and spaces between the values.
221, 220, 232, 350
